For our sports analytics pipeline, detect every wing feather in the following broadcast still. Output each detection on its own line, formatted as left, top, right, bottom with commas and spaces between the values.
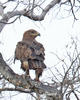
14, 40, 46, 70
30, 40, 45, 61
28, 40, 46, 69
14, 41, 32, 61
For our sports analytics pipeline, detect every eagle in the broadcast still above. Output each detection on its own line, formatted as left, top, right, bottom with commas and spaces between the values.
14, 29, 46, 81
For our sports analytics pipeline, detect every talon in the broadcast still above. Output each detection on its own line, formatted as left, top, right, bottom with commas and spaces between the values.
25, 74, 30, 78
21, 74, 26, 79
34, 78, 40, 82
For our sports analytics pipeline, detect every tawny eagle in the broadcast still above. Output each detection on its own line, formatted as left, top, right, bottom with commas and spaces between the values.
14, 29, 46, 81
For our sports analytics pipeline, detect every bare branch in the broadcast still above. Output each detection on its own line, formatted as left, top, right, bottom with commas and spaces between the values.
24, 0, 61, 20
0, 0, 61, 32
0, 87, 32, 93
0, 16, 20, 24
0, 53, 61, 99
72, 90, 79, 100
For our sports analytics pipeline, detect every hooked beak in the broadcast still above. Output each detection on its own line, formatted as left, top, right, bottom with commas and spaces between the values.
32, 32, 40, 37
37, 33, 40, 36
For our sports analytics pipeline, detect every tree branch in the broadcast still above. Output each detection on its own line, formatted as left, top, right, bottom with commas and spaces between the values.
0, 0, 61, 32
0, 53, 61, 100
24, 0, 61, 20
0, 87, 32, 93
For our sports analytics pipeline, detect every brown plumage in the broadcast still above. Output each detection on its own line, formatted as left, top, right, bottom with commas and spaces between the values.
14, 29, 46, 81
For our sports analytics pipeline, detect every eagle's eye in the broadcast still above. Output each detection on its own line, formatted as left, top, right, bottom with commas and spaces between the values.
31, 31, 35, 34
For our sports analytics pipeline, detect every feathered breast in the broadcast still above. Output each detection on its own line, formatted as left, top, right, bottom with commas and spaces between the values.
14, 40, 45, 62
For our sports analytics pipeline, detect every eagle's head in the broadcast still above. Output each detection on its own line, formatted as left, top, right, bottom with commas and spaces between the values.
22, 29, 40, 41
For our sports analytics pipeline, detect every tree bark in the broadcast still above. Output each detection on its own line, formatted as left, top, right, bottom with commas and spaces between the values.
0, 53, 61, 100
0, 0, 61, 32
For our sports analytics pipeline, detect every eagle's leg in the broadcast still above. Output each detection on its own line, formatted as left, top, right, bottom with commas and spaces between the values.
35, 68, 43, 81
21, 61, 30, 77
26, 68, 30, 77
